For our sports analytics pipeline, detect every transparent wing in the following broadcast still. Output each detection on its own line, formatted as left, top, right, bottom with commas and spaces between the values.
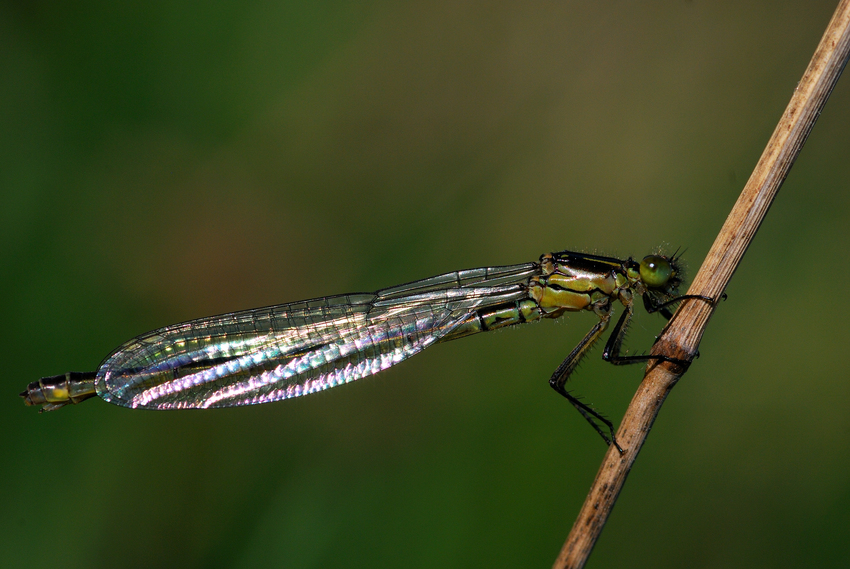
96, 263, 539, 409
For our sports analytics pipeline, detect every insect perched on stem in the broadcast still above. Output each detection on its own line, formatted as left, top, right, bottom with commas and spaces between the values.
21, 249, 717, 452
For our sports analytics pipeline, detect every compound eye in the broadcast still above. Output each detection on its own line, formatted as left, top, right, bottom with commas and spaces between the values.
640, 255, 672, 288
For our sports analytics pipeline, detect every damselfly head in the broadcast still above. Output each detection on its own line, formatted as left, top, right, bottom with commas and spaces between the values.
639, 248, 685, 296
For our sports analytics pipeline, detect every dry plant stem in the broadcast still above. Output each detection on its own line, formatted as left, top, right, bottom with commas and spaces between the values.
552, 2, 850, 568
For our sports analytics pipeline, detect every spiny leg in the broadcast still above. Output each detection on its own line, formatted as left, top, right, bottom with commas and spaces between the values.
601, 303, 635, 364
604, 298, 689, 367
549, 312, 624, 453
549, 294, 725, 451
606, 293, 725, 367
643, 292, 726, 319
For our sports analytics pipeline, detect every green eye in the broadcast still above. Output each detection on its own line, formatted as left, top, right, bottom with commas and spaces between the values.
639, 255, 672, 288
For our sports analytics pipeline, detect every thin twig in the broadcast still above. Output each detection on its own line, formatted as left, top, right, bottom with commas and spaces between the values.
552, 2, 850, 568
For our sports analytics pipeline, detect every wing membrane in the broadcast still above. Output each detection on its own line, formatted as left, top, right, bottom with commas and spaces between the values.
96, 262, 538, 409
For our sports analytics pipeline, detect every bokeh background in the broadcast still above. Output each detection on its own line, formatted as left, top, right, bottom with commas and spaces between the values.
4, 1, 849, 567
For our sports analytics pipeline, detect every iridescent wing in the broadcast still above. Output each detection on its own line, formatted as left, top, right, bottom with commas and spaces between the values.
96, 263, 539, 409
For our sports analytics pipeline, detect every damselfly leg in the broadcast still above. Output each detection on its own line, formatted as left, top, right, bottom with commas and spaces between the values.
605, 293, 725, 367
548, 307, 622, 451
550, 293, 723, 453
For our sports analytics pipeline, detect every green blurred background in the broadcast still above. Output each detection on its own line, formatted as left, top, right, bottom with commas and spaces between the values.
4, 1, 849, 567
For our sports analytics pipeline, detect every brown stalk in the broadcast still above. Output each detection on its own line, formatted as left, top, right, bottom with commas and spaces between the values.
552, 1, 850, 568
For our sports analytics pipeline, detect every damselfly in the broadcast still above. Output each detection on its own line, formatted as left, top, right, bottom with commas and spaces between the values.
20, 249, 715, 451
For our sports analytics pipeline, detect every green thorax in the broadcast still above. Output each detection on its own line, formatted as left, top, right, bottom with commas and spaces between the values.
529, 251, 648, 318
